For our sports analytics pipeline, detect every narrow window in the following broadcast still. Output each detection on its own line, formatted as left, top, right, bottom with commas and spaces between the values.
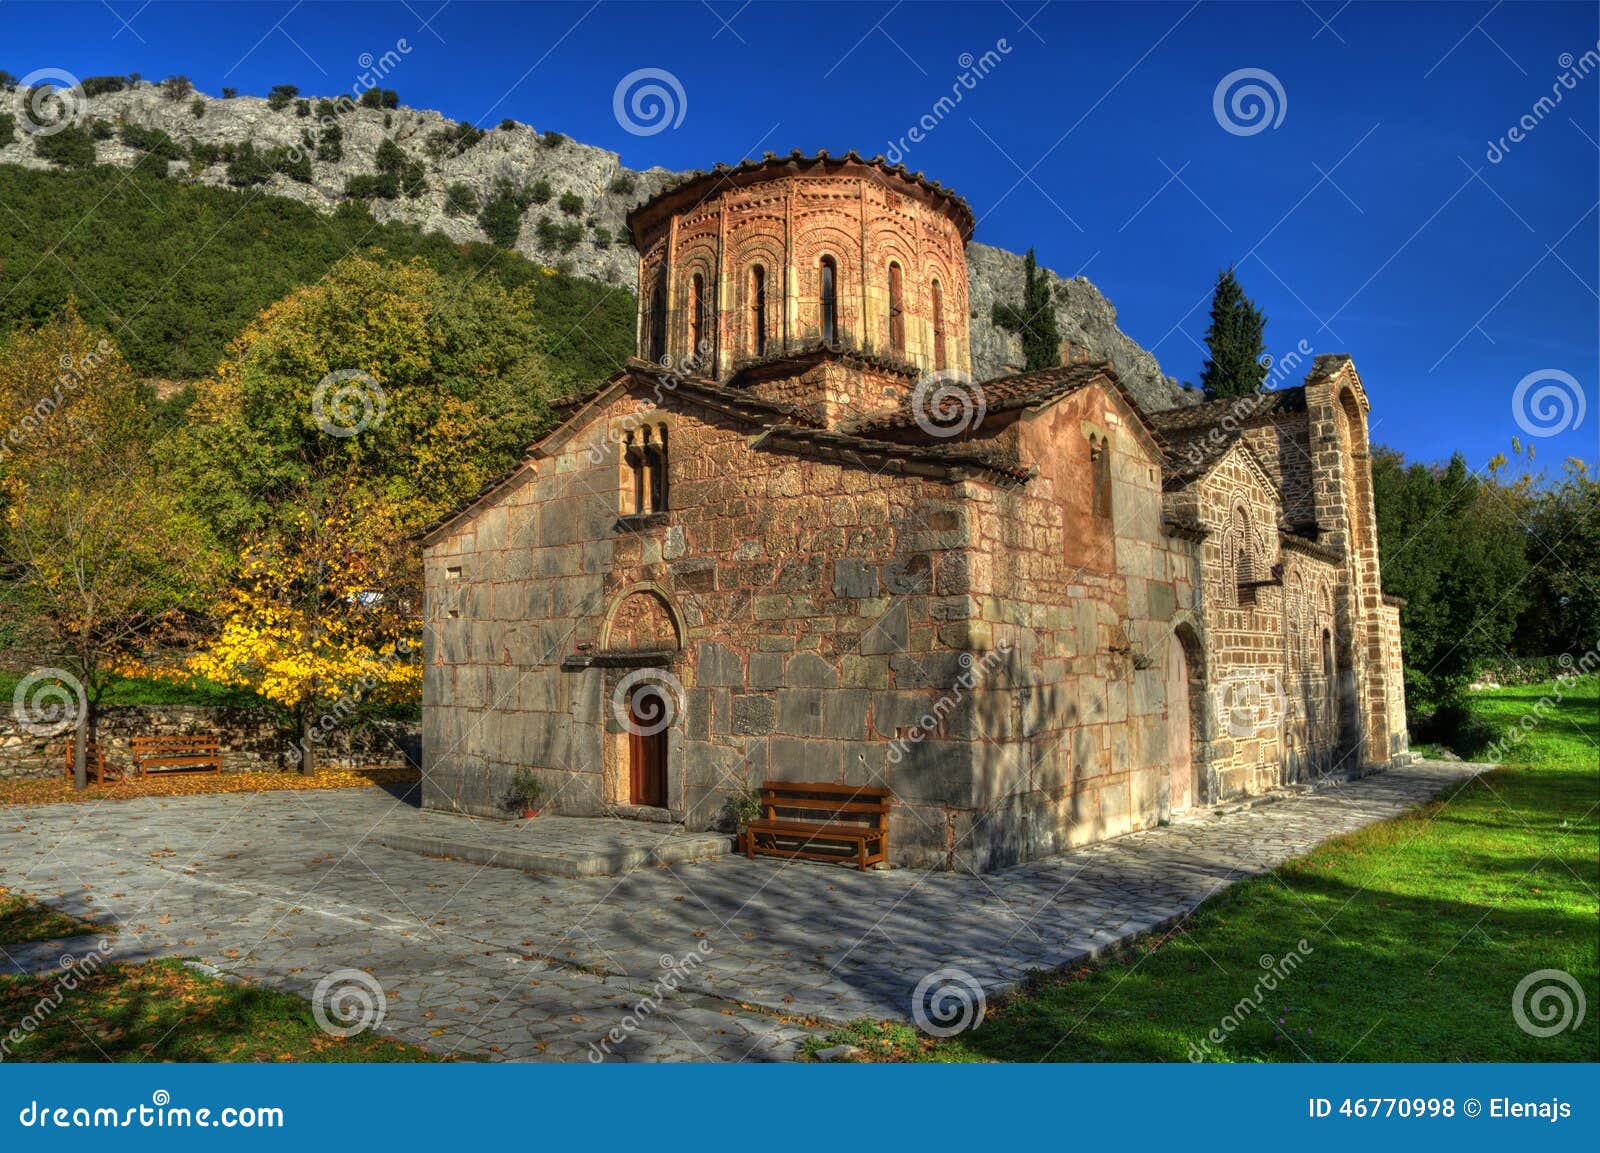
645, 427, 668, 512
931, 278, 947, 369
750, 265, 767, 357
623, 433, 644, 516
1090, 436, 1112, 519
1321, 629, 1334, 680
887, 261, 905, 354
1232, 507, 1255, 606
648, 273, 667, 364
690, 273, 708, 369
819, 256, 837, 344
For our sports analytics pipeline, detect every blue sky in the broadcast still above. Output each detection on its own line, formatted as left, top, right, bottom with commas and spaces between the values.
5, 0, 1596, 468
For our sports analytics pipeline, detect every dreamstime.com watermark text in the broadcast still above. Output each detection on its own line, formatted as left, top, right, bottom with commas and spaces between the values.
16, 1091, 283, 1129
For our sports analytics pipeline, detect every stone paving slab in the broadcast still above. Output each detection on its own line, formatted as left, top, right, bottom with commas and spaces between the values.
0, 760, 1483, 1061
368, 809, 734, 878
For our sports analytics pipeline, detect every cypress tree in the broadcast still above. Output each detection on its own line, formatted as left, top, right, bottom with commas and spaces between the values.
1199, 266, 1268, 398
993, 247, 1062, 371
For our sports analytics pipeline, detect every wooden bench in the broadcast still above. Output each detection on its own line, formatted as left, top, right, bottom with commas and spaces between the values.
739, 782, 891, 871
132, 734, 222, 776
63, 738, 122, 785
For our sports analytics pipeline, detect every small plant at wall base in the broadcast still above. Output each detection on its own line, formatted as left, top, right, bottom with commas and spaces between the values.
720, 776, 763, 833
508, 769, 544, 818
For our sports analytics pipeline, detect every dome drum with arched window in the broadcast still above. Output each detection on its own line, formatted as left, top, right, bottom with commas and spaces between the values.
626, 152, 974, 393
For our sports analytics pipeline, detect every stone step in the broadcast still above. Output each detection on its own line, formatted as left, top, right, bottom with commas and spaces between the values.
371, 811, 733, 878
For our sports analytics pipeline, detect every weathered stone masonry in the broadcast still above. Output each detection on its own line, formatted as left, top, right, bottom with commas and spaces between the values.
420, 153, 1409, 871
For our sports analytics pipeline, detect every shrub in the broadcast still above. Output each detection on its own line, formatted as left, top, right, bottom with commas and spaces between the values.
187, 140, 222, 166
315, 123, 343, 162
33, 124, 97, 168
344, 173, 389, 199
443, 182, 478, 217
534, 215, 583, 253
295, 98, 311, 117
592, 226, 611, 247
359, 88, 398, 110
190, 97, 205, 118
424, 121, 484, 159
159, 75, 193, 101
225, 142, 272, 186
221, 86, 238, 99
87, 119, 115, 140
1414, 700, 1500, 759
540, 129, 565, 148
557, 190, 584, 216
120, 123, 183, 160
527, 178, 552, 204
266, 84, 299, 111
81, 75, 127, 97
0, 70, 20, 89
315, 98, 338, 118
498, 118, 517, 131
607, 173, 635, 195
0, 112, 15, 148
377, 138, 425, 197
478, 186, 526, 248
273, 147, 312, 183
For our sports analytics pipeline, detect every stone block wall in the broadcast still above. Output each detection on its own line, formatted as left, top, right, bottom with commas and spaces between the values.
0, 704, 416, 779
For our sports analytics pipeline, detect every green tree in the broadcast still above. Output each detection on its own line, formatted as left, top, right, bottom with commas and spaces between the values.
168, 252, 560, 547
1199, 267, 1268, 398
1372, 448, 1530, 708
0, 309, 218, 787
992, 248, 1061, 372
1515, 455, 1600, 657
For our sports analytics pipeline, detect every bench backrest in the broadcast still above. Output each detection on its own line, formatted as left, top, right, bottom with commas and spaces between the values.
759, 781, 891, 827
132, 735, 221, 760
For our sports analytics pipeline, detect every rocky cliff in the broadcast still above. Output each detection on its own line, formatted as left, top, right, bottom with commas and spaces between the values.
2, 80, 1188, 409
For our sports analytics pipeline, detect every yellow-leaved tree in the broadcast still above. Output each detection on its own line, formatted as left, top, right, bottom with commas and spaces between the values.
189, 479, 421, 771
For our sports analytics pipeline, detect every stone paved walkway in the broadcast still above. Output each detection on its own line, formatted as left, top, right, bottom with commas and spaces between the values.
0, 760, 1481, 1061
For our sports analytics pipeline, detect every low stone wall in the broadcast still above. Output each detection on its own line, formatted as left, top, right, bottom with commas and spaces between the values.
0, 704, 419, 780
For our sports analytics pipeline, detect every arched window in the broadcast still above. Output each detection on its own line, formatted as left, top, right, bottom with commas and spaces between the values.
819, 256, 837, 344
750, 265, 767, 358
887, 261, 905, 355
931, 278, 947, 369
647, 271, 667, 364
1232, 506, 1256, 606
690, 273, 709, 368
1090, 435, 1112, 520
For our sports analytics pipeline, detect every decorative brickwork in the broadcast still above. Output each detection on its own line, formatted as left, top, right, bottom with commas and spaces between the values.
420, 156, 1408, 872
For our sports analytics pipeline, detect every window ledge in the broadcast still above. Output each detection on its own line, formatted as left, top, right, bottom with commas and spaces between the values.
615, 512, 670, 532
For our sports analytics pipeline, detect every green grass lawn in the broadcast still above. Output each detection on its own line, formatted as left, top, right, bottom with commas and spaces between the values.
815, 677, 1599, 1063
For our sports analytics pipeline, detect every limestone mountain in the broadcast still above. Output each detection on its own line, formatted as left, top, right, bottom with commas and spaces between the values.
0, 78, 1186, 408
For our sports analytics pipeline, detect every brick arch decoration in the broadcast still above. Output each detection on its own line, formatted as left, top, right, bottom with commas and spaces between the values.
728, 231, 786, 360
600, 586, 683, 653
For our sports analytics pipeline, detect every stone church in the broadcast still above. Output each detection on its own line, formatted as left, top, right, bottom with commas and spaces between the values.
418, 151, 1409, 871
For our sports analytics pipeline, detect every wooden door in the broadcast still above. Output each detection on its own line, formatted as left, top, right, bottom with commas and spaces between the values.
628, 688, 668, 807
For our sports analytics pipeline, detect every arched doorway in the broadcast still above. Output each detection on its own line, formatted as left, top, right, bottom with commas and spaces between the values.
600, 587, 684, 813
1167, 627, 1205, 813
